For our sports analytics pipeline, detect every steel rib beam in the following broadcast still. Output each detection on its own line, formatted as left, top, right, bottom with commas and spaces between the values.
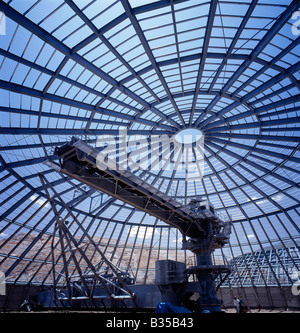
120, 0, 185, 127
0, 80, 177, 132
193, 0, 299, 128
0, 1, 179, 130
189, 0, 218, 126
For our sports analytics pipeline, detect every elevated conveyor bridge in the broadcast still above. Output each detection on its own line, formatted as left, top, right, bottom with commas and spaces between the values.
46, 137, 232, 311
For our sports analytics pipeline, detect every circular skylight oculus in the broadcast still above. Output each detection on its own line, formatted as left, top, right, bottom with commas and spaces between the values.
174, 128, 203, 147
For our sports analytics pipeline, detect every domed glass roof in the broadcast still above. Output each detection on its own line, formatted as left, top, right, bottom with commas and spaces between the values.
0, 0, 299, 287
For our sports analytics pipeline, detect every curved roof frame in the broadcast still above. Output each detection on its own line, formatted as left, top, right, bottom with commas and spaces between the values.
0, 0, 299, 288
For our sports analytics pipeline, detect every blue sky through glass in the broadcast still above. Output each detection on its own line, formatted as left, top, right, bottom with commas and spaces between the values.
0, 0, 299, 286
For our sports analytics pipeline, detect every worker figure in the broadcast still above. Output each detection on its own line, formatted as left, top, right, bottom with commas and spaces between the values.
233, 296, 240, 313
239, 298, 248, 313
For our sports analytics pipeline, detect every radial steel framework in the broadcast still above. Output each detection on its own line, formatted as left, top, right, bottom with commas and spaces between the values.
0, 0, 300, 307
38, 172, 136, 307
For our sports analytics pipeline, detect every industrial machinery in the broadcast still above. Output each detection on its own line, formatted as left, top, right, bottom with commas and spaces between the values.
45, 137, 232, 312
39, 172, 136, 309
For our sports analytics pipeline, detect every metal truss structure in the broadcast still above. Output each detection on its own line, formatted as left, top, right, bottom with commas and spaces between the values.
0, 0, 300, 309
49, 138, 232, 310
226, 241, 300, 288
38, 172, 136, 308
